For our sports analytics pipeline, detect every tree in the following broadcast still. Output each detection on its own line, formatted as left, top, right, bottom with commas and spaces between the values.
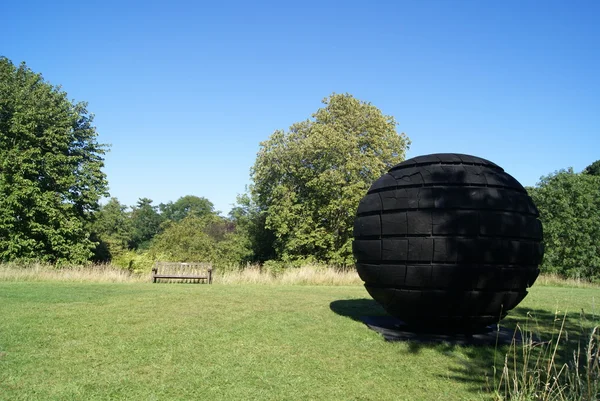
90, 198, 133, 262
149, 215, 252, 267
129, 198, 164, 249
529, 169, 600, 280
229, 193, 276, 262
0, 57, 108, 264
249, 93, 410, 265
159, 195, 215, 222
583, 160, 600, 176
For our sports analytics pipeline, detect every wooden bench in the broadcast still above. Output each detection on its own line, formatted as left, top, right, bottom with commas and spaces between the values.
152, 262, 213, 284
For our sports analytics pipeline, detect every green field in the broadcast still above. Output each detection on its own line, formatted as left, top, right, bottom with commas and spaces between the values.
0, 282, 598, 401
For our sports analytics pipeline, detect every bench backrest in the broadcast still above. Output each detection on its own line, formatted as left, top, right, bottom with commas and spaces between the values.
154, 262, 212, 276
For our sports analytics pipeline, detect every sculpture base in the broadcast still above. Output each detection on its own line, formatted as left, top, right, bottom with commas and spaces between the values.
360, 316, 535, 346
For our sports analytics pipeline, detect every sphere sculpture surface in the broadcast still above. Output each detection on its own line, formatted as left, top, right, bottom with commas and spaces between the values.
353, 153, 543, 331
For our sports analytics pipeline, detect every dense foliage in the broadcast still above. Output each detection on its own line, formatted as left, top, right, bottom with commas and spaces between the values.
249, 93, 410, 265
88, 194, 250, 270
91, 198, 133, 262
583, 159, 600, 176
0, 58, 108, 264
229, 193, 277, 263
529, 169, 600, 280
129, 198, 164, 250
159, 195, 215, 222
149, 214, 251, 268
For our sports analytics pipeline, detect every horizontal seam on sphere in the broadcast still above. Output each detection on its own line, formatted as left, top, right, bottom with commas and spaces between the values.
354, 233, 543, 240
356, 263, 540, 269
367, 183, 527, 194
355, 208, 540, 217
364, 285, 530, 293
389, 161, 504, 171
355, 260, 542, 267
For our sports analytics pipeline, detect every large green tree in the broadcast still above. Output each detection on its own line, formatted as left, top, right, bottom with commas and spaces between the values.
229, 193, 276, 263
529, 169, 600, 280
250, 93, 410, 265
129, 198, 164, 249
0, 57, 108, 264
90, 198, 133, 262
159, 195, 215, 222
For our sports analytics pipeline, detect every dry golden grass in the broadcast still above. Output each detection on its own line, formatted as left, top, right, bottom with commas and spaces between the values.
0, 263, 597, 288
215, 264, 362, 285
0, 263, 362, 285
0, 263, 148, 283
535, 273, 600, 288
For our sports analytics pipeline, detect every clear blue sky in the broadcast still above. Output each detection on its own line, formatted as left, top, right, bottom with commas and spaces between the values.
2, 0, 598, 215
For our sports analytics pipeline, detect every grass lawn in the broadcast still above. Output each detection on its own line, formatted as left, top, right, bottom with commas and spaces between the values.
0, 282, 598, 401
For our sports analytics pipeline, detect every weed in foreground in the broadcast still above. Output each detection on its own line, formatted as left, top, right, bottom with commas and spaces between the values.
492, 311, 599, 401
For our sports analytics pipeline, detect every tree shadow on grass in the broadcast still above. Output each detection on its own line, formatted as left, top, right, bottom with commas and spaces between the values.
330, 298, 600, 395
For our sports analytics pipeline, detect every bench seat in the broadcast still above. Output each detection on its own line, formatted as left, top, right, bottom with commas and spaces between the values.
153, 274, 210, 280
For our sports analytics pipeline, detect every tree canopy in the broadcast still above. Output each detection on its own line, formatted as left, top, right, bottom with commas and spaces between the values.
129, 198, 164, 250
229, 193, 276, 263
149, 214, 251, 267
583, 160, 600, 176
159, 195, 215, 222
90, 195, 223, 268
0, 57, 108, 264
90, 198, 133, 262
529, 169, 600, 280
249, 93, 410, 265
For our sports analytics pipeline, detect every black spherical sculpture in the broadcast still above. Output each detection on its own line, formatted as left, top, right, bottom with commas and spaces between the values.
352, 153, 543, 332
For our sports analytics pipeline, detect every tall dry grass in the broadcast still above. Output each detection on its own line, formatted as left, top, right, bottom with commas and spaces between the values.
492, 313, 600, 401
0, 263, 148, 283
215, 264, 362, 285
1, 263, 598, 288
535, 273, 600, 289
0, 263, 362, 285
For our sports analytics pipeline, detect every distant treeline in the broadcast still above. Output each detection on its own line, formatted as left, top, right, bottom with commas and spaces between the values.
1, 57, 599, 280
527, 161, 600, 281
90, 196, 252, 271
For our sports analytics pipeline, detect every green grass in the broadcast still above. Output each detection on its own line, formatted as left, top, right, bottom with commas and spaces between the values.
0, 283, 598, 401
